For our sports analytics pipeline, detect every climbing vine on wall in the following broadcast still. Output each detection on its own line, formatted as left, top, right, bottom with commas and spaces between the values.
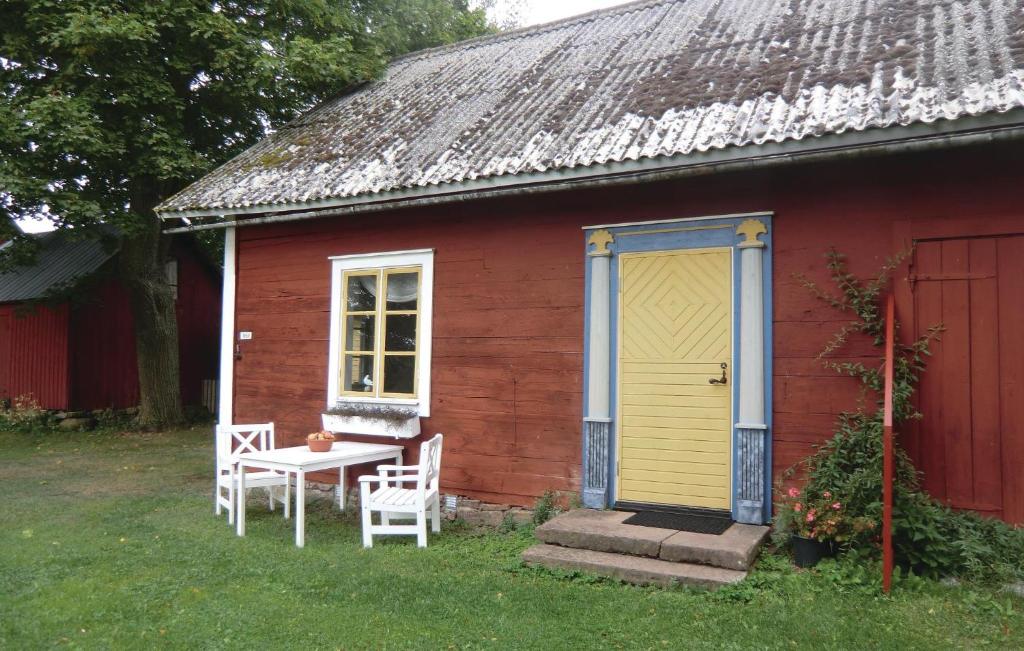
779, 249, 1024, 583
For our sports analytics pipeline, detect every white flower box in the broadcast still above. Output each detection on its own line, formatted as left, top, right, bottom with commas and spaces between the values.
321, 412, 421, 439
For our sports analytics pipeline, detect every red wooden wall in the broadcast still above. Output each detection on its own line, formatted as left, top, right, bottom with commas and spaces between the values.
69, 242, 220, 410
0, 309, 9, 398
234, 210, 585, 505
0, 238, 220, 412
231, 142, 1024, 514
0, 304, 70, 409
897, 232, 1024, 524
174, 248, 221, 407
69, 278, 139, 409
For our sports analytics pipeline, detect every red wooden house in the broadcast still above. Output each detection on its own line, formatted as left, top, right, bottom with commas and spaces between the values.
157, 0, 1024, 526
0, 230, 221, 411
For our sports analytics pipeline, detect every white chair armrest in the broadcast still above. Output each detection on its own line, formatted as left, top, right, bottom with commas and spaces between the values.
375, 464, 420, 472
359, 474, 419, 484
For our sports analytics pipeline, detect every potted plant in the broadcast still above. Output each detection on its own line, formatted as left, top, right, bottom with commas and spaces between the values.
307, 430, 336, 452
774, 486, 876, 568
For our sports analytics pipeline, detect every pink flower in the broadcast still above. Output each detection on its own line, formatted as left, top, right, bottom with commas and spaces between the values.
793, 503, 803, 512
806, 512, 816, 523
832, 502, 842, 510
823, 491, 832, 499
787, 487, 800, 498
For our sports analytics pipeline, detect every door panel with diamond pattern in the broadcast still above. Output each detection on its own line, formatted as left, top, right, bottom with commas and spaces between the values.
617, 248, 732, 509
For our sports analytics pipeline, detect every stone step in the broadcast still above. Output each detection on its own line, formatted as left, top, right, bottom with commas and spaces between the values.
522, 544, 746, 589
535, 509, 769, 571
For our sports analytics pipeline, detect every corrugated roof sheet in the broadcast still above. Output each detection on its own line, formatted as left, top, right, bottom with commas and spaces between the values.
0, 232, 117, 303
158, 0, 1024, 216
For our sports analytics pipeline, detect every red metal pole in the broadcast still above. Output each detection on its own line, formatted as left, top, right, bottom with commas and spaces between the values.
882, 293, 895, 593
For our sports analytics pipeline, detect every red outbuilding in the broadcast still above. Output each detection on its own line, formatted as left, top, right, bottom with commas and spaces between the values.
0, 230, 220, 411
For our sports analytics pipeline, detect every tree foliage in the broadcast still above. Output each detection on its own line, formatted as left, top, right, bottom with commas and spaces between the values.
0, 1, 493, 425
1, 0, 491, 238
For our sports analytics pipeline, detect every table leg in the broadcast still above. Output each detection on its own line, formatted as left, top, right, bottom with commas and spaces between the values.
338, 466, 346, 511
296, 469, 305, 548
395, 452, 404, 488
284, 471, 291, 519
237, 464, 246, 537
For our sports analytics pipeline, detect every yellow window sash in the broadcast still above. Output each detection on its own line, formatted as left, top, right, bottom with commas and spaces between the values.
379, 267, 420, 398
338, 266, 421, 400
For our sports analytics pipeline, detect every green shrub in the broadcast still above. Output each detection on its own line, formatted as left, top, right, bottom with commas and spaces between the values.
0, 394, 55, 433
533, 490, 557, 526
781, 250, 1024, 584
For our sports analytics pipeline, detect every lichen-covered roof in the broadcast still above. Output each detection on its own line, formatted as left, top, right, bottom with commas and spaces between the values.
158, 0, 1024, 217
0, 232, 118, 303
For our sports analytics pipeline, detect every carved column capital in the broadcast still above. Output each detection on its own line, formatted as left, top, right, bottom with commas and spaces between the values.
736, 219, 767, 249
587, 229, 614, 256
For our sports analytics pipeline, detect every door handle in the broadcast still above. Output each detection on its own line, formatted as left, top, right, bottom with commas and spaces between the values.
709, 362, 728, 385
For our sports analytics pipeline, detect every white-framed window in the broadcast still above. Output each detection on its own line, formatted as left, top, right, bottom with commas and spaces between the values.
326, 249, 434, 417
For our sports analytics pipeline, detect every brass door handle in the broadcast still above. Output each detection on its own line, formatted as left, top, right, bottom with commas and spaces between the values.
709, 363, 728, 385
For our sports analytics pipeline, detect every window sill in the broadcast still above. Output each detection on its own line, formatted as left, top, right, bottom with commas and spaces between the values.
321, 411, 421, 440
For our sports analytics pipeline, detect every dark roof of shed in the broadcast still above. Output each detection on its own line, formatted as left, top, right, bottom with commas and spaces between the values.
158, 0, 1024, 218
0, 232, 118, 303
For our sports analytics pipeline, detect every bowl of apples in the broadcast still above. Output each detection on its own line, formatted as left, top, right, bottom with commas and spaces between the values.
307, 430, 336, 452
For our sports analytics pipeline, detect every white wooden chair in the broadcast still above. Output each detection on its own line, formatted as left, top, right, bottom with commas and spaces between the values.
359, 433, 443, 548
215, 423, 290, 525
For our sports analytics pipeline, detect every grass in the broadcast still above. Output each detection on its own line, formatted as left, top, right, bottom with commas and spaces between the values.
0, 426, 1021, 650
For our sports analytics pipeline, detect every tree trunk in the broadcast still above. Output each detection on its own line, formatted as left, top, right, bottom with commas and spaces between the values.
122, 181, 183, 428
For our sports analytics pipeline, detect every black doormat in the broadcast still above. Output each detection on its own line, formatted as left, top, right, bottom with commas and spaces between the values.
622, 510, 733, 535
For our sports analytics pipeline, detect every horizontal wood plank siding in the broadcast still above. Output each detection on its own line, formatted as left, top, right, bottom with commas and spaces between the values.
234, 210, 585, 506
230, 142, 1023, 513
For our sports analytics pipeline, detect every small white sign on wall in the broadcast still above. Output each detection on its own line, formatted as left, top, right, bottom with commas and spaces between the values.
238, 331, 253, 340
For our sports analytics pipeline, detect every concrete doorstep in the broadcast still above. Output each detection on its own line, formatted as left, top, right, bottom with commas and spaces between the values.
535, 509, 770, 571
522, 544, 746, 589
524, 509, 771, 587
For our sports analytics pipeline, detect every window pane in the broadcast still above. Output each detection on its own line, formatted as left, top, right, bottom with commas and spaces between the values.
384, 314, 417, 352
343, 355, 375, 393
346, 274, 377, 311
385, 272, 418, 310
383, 355, 415, 395
345, 315, 375, 352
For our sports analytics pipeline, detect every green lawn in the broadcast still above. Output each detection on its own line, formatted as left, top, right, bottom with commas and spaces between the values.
0, 427, 1020, 650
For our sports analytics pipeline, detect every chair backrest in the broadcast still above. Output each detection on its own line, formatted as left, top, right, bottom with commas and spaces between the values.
215, 423, 275, 468
417, 433, 443, 494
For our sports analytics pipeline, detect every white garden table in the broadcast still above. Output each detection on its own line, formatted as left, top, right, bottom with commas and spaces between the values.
236, 441, 404, 547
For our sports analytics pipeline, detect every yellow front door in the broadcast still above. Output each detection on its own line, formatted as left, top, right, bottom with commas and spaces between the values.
617, 248, 732, 509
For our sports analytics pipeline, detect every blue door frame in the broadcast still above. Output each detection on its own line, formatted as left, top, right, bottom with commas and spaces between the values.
580, 213, 773, 524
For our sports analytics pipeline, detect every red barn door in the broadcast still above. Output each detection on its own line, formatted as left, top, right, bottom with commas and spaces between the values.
912, 236, 1024, 524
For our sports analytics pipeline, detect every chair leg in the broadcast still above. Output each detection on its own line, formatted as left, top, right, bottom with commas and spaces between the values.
268, 485, 275, 511
416, 509, 428, 548
381, 511, 391, 527
431, 499, 441, 533
360, 484, 373, 548
215, 484, 222, 516
227, 479, 235, 526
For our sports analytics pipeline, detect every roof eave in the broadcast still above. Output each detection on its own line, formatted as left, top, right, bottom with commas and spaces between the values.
158, 108, 1024, 229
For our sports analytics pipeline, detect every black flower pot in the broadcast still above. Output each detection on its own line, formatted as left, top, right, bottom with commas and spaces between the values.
791, 535, 837, 568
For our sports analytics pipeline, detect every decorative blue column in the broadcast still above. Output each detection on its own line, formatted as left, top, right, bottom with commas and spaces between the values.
734, 219, 769, 524
582, 229, 613, 509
